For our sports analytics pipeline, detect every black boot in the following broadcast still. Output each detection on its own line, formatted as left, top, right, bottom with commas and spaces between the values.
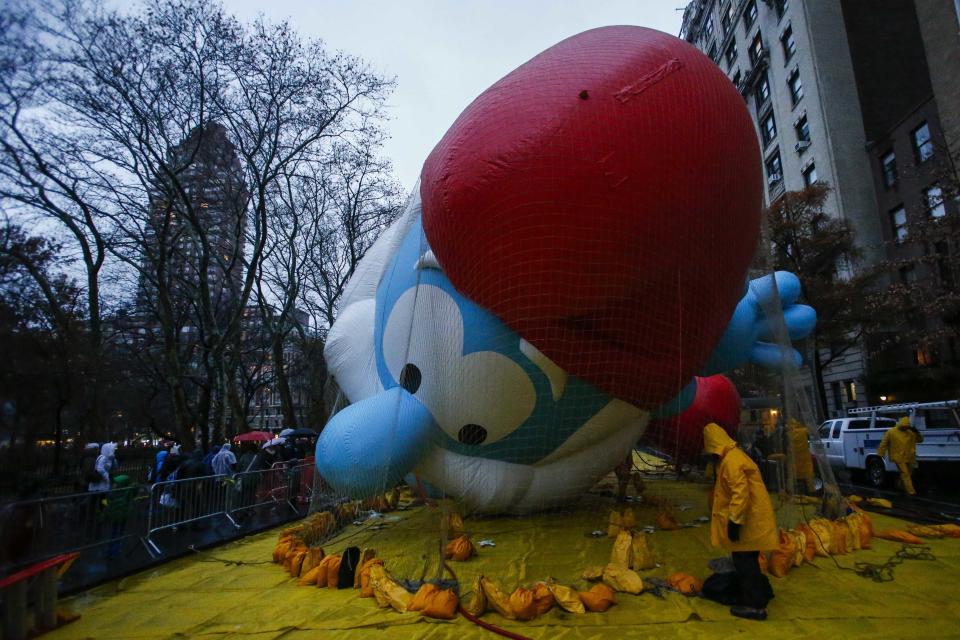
730, 606, 767, 621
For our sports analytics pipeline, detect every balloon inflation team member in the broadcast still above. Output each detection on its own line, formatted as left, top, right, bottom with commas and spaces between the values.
877, 417, 923, 496
704, 423, 777, 621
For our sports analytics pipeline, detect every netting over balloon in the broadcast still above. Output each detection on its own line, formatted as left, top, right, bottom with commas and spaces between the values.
306, 25, 840, 596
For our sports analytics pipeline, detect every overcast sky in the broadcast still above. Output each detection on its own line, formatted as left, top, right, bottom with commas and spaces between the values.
222, 0, 685, 192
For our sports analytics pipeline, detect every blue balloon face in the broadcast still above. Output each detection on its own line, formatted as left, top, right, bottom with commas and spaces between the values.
372, 220, 611, 465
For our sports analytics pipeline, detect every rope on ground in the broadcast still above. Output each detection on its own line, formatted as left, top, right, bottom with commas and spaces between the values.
187, 544, 274, 566
458, 605, 532, 640
847, 544, 936, 583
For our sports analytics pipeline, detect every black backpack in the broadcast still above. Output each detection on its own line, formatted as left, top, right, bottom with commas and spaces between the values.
82, 456, 101, 484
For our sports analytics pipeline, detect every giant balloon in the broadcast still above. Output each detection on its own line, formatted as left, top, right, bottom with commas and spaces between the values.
316, 26, 816, 513
643, 374, 742, 465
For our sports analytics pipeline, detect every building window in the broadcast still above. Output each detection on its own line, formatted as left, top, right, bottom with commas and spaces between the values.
836, 255, 853, 281
795, 115, 810, 142
890, 205, 907, 242
926, 184, 946, 218
743, 0, 758, 32
912, 121, 934, 162
704, 15, 715, 40
844, 380, 857, 403
754, 73, 770, 110
781, 26, 796, 62
722, 2, 736, 33
749, 32, 764, 64
776, 0, 789, 19
880, 150, 898, 189
765, 150, 783, 189
915, 345, 934, 367
708, 42, 718, 61
731, 70, 741, 88
802, 163, 817, 186
787, 69, 803, 104
725, 40, 737, 68
761, 112, 777, 146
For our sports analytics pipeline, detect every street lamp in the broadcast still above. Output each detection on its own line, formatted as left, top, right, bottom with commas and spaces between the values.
879, 395, 888, 402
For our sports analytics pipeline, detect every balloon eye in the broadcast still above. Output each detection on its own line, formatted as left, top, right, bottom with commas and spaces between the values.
458, 424, 487, 445
399, 363, 421, 393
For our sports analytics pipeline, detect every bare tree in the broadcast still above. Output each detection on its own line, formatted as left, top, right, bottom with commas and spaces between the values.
0, 0, 396, 447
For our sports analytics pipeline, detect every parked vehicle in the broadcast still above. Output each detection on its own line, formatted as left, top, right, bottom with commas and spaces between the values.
816, 400, 960, 488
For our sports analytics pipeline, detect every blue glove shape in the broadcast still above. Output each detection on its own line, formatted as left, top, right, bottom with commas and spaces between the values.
702, 271, 816, 375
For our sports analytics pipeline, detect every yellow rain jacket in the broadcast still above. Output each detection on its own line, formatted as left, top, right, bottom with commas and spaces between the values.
788, 419, 814, 482
877, 418, 923, 465
704, 423, 778, 552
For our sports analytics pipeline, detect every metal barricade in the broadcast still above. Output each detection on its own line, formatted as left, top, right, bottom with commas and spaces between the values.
0, 486, 147, 574
226, 464, 304, 522
143, 474, 229, 557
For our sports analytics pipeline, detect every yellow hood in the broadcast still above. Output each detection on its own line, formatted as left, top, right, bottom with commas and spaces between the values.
896, 417, 911, 429
703, 423, 737, 457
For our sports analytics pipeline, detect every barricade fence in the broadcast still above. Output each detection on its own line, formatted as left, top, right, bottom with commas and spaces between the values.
0, 461, 316, 591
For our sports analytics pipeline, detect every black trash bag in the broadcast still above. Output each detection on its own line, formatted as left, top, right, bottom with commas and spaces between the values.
337, 546, 361, 589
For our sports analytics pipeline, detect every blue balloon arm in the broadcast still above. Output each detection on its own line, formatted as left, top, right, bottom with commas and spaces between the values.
315, 387, 436, 498
702, 271, 816, 375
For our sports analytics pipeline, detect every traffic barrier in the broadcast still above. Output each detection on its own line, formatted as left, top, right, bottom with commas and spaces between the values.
143, 474, 230, 557
1, 487, 147, 569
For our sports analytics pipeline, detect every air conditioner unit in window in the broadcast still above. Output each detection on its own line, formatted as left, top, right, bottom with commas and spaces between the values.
767, 172, 782, 185
795, 140, 811, 152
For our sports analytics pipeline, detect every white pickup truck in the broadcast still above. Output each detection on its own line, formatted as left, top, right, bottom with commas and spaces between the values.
816, 400, 960, 488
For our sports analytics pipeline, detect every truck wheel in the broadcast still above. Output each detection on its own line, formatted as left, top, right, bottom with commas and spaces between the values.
866, 458, 887, 488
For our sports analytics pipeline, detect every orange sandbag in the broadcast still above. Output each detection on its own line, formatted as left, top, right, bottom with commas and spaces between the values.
408, 583, 460, 620
796, 524, 817, 562
933, 524, 960, 538
579, 583, 616, 612
298, 565, 323, 586
769, 531, 795, 578
508, 587, 538, 621
327, 555, 343, 589
532, 583, 555, 615
807, 519, 833, 557
831, 522, 849, 555
907, 524, 947, 539
445, 535, 475, 561
875, 529, 924, 545
358, 558, 384, 597
283, 545, 305, 572
655, 511, 681, 531
289, 550, 308, 577
316, 554, 342, 588
423, 588, 459, 619
300, 548, 324, 576
273, 541, 291, 563
666, 572, 702, 595
480, 577, 516, 620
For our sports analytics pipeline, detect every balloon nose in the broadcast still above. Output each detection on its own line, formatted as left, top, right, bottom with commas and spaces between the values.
315, 387, 435, 498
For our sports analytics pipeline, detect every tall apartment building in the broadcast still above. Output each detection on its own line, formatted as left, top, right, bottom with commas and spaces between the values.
842, 1, 960, 401
680, 0, 960, 415
137, 122, 248, 321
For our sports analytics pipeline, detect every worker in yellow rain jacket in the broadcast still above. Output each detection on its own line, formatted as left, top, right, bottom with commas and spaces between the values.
788, 419, 815, 494
704, 423, 778, 621
877, 417, 923, 496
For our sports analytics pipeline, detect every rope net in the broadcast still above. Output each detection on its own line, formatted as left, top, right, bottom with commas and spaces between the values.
304, 25, 842, 594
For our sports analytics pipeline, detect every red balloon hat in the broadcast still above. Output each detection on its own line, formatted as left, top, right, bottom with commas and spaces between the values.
421, 26, 761, 409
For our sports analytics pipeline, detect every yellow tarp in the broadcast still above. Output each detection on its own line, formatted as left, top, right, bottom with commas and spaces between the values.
50, 481, 960, 639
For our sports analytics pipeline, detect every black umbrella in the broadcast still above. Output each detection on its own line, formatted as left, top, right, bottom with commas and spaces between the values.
283, 427, 318, 438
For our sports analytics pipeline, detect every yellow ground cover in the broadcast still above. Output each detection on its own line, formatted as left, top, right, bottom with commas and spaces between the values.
50, 480, 960, 639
